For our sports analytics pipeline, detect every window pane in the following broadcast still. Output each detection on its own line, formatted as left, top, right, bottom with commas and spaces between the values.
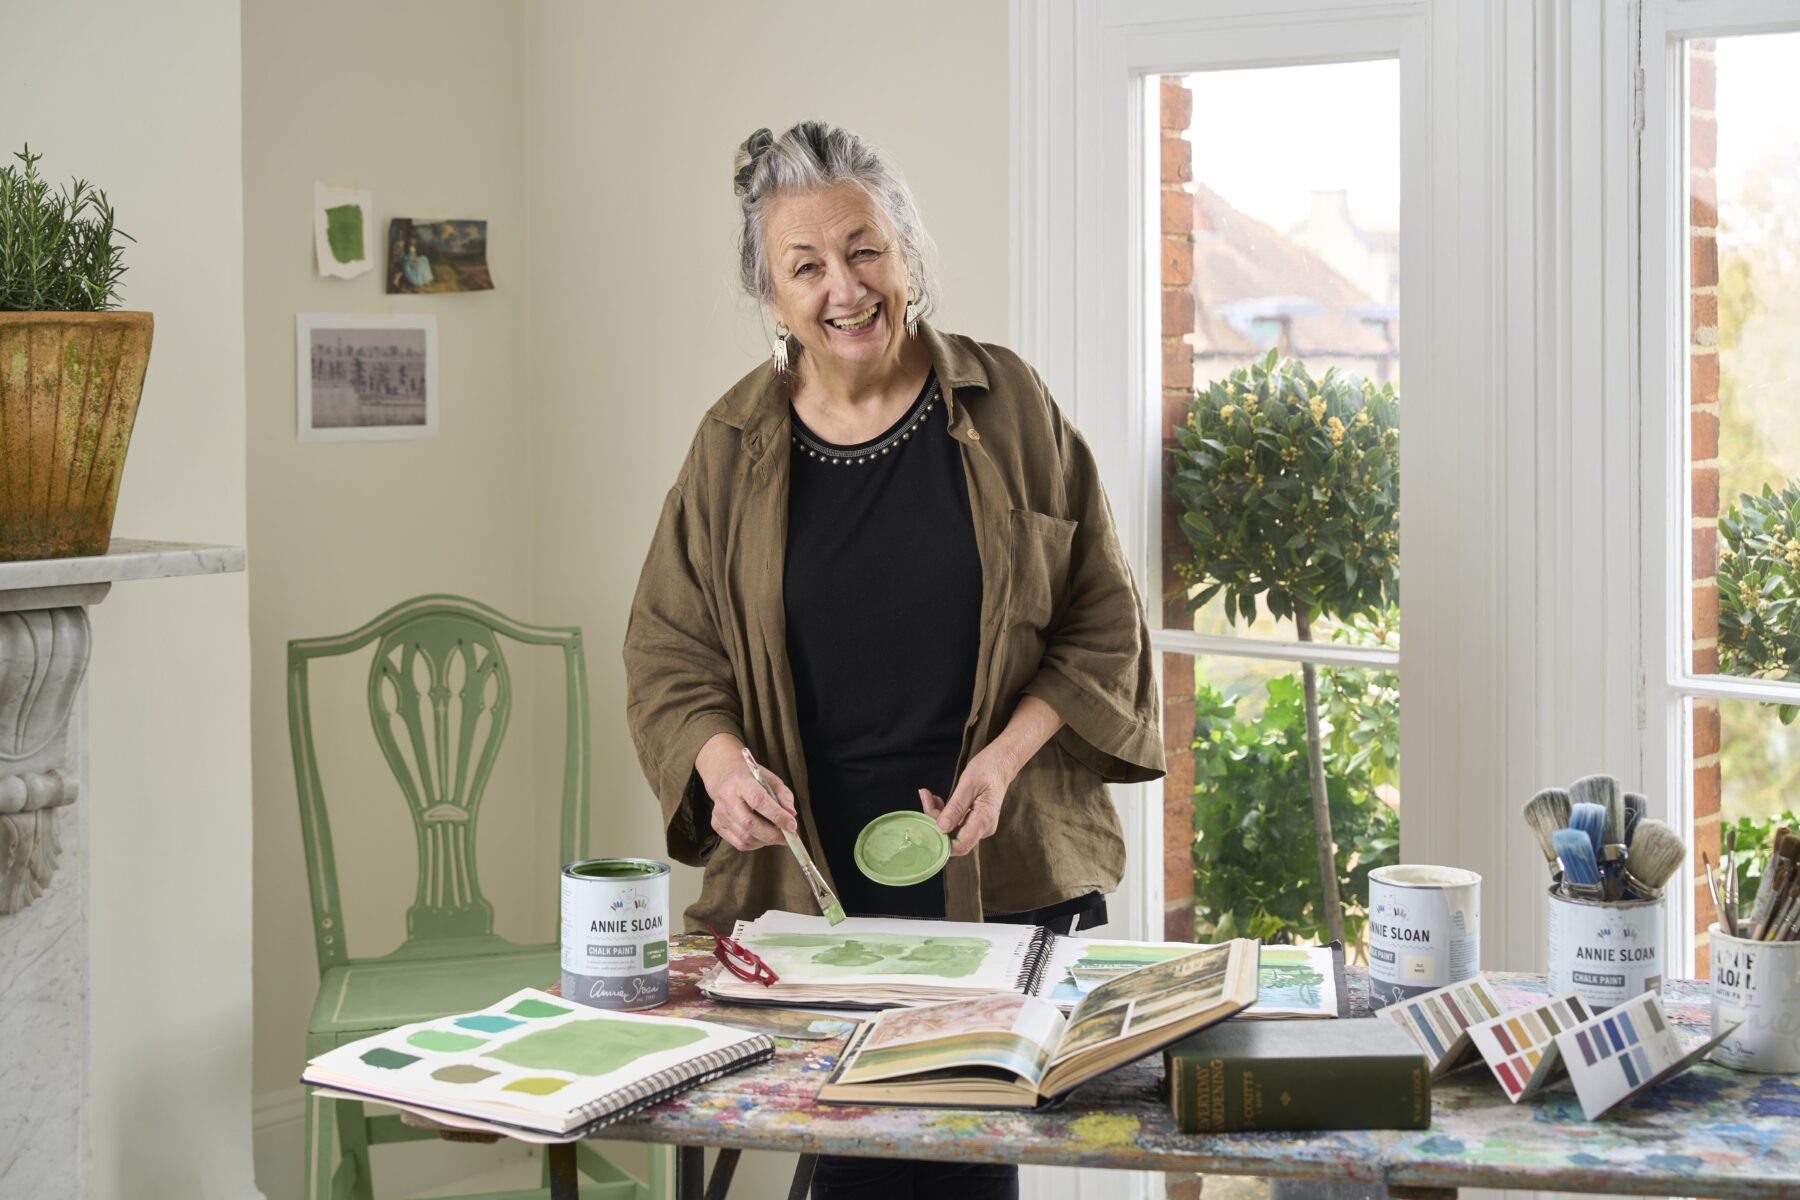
1160, 650, 1399, 959
1689, 33, 1800, 682
1156, 62, 1401, 646
1692, 696, 1800, 976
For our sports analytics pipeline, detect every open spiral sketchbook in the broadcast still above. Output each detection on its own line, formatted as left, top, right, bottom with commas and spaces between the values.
699, 911, 1346, 1018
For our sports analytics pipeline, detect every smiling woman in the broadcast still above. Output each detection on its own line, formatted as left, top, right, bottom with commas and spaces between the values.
621, 120, 1166, 1198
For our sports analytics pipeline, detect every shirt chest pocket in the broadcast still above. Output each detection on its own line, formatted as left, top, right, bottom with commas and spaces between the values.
1005, 508, 1078, 631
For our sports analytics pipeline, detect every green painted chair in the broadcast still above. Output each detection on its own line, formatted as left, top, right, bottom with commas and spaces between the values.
289, 594, 654, 1200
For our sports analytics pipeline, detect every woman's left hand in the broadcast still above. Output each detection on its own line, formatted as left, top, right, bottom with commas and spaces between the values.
920, 742, 1017, 857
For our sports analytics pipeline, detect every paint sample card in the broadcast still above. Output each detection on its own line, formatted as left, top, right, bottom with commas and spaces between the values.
1553, 990, 1737, 1120
1466, 991, 1592, 1102
303, 988, 771, 1137
1378, 975, 1506, 1077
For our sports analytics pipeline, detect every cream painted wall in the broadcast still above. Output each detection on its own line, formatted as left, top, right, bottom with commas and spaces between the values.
521, 0, 1012, 905
242, 2, 547, 1196
7, 1, 255, 1197
239, 1, 1011, 1194
522, 2, 1011, 1191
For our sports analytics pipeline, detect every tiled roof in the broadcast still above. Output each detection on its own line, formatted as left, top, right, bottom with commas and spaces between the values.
1190, 183, 1398, 360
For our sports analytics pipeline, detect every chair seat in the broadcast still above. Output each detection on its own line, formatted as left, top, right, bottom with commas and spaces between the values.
310, 941, 561, 1044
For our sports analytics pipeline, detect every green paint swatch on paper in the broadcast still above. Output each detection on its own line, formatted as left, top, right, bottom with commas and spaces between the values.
325, 204, 364, 263
502, 1076, 571, 1095
508, 998, 571, 1019
359, 1047, 419, 1070
456, 1015, 523, 1033
753, 932, 991, 979
486, 1018, 706, 1076
431, 1064, 499, 1084
407, 1030, 487, 1053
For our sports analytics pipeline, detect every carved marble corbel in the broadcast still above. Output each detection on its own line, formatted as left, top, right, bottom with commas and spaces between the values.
0, 608, 90, 915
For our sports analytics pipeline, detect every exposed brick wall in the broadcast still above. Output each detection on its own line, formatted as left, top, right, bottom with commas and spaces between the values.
1688, 39, 1720, 976
1159, 76, 1198, 945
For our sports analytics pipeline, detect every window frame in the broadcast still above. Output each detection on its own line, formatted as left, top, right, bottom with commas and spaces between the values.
1013, 0, 1532, 975
1636, 0, 1800, 974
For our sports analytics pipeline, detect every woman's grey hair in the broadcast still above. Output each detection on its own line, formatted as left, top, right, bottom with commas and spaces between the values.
733, 121, 937, 322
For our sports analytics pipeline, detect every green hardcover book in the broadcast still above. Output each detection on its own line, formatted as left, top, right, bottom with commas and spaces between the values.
1165, 1017, 1430, 1133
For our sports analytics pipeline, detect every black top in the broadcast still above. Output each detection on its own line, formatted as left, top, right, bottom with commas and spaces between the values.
784, 371, 981, 918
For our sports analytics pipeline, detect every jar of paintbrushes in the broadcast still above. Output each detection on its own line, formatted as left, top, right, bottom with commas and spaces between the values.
1708, 826, 1800, 1073
1524, 774, 1685, 1012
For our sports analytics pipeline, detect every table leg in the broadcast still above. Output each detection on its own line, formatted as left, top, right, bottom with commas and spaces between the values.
546, 1142, 579, 1200
705, 1148, 741, 1200
787, 1153, 818, 1200
676, 1145, 706, 1200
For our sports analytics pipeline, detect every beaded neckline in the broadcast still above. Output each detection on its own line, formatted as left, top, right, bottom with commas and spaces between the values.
790, 374, 941, 465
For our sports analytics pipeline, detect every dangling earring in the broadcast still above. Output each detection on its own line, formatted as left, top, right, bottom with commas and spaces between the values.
771, 322, 790, 375
904, 287, 922, 339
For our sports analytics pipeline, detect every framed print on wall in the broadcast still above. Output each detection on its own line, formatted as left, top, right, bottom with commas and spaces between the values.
295, 312, 438, 443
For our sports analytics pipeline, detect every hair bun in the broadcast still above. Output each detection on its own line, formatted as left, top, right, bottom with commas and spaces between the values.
733, 128, 776, 196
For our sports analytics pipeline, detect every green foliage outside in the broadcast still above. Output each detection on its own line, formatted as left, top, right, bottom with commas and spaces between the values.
1191, 621, 1400, 949
1717, 482, 1800, 723
0, 146, 131, 312
1169, 351, 1400, 944
1168, 350, 1399, 625
1720, 810, 1798, 912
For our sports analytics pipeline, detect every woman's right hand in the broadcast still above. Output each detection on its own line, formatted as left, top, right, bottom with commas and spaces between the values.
695, 733, 798, 852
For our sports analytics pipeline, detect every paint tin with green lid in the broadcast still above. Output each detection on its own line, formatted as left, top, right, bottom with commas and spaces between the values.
560, 857, 669, 1010
854, 811, 951, 887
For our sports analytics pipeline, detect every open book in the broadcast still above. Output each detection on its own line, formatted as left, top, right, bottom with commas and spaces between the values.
701, 911, 1342, 1017
815, 938, 1260, 1109
302, 988, 772, 1140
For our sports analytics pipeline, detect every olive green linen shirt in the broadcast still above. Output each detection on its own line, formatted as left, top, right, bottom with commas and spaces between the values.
623, 323, 1164, 930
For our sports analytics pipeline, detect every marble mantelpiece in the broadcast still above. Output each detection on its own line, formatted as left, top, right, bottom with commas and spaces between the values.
0, 539, 244, 1198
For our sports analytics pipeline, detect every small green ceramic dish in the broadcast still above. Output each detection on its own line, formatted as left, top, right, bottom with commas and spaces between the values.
854, 810, 951, 886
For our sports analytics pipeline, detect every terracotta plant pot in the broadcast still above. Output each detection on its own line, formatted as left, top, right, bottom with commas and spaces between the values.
0, 311, 153, 561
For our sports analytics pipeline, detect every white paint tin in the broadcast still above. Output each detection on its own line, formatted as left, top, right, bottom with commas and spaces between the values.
1546, 886, 1663, 1012
1709, 922, 1800, 1073
560, 858, 670, 1010
1367, 864, 1482, 1010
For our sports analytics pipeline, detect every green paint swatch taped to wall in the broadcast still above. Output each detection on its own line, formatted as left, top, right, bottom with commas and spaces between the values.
325, 203, 364, 263
407, 1029, 488, 1053
509, 998, 571, 1019
359, 1047, 419, 1070
486, 1017, 706, 1077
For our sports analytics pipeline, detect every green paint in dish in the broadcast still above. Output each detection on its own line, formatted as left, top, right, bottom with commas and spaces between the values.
407, 1030, 487, 1052
508, 998, 571, 1018
485, 1017, 706, 1076
359, 1047, 419, 1069
854, 810, 950, 886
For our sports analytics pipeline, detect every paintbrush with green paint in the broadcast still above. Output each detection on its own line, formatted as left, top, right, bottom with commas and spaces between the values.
741, 746, 846, 925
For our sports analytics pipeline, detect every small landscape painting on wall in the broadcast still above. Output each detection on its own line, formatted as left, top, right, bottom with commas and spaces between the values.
296, 312, 438, 443
386, 218, 493, 294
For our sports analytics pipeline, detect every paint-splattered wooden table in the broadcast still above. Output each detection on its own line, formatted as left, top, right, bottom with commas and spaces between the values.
546, 937, 1800, 1199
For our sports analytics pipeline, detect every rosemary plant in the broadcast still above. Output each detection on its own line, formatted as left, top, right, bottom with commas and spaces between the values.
0, 145, 133, 311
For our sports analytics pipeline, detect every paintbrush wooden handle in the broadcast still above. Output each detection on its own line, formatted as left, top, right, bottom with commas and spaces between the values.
740, 747, 845, 922
1704, 854, 1730, 937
